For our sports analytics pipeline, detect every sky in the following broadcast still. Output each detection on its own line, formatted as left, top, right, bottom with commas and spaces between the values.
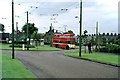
0, 0, 119, 35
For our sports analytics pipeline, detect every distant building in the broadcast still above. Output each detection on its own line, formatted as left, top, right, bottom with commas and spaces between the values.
0, 33, 10, 43
44, 24, 54, 44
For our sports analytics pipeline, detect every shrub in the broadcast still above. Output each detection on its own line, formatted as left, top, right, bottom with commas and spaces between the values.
9, 44, 35, 48
99, 47, 108, 52
99, 44, 120, 54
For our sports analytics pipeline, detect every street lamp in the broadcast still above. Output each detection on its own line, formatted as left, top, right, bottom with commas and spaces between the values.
16, 22, 18, 43
26, 11, 29, 50
79, 0, 83, 57
75, 0, 82, 57
24, 11, 30, 50
87, 23, 99, 51
15, 15, 20, 44
26, 6, 38, 50
12, 0, 15, 59
95, 21, 99, 50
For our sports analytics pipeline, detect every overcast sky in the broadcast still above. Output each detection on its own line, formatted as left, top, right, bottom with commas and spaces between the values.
0, 0, 119, 35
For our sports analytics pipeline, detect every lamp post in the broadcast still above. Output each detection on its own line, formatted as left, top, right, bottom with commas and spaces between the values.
15, 15, 20, 44
12, 0, 15, 59
26, 6, 38, 50
26, 11, 29, 50
95, 21, 99, 51
16, 22, 18, 43
75, 0, 82, 57
79, 0, 82, 57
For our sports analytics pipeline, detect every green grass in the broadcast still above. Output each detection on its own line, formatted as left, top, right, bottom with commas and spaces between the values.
0, 43, 11, 50
64, 50, 119, 65
0, 53, 2, 79
2, 53, 36, 78
0, 43, 62, 51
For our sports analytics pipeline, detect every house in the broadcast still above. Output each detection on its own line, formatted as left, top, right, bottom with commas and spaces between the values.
44, 24, 54, 44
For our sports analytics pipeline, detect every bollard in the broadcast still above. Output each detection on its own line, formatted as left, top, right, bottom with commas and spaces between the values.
22, 44, 25, 50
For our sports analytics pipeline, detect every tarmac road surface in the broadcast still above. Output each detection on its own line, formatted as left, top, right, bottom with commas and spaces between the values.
2, 50, 119, 78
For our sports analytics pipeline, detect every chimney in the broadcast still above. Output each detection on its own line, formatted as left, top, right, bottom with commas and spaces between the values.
50, 23, 52, 30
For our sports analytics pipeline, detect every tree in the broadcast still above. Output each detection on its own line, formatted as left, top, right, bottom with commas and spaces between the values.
83, 30, 88, 53
118, 33, 120, 39
31, 32, 44, 46
0, 23, 5, 33
101, 37, 107, 45
106, 33, 109, 36
114, 33, 117, 36
110, 33, 113, 36
22, 23, 38, 36
117, 33, 120, 45
93, 34, 96, 36
31, 32, 44, 40
107, 38, 111, 44
102, 33, 105, 36
31, 31, 39, 46
22, 23, 38, 45
83, 30, 88, 35
68, 30, 73, 34
31, 31, 37, 40
90, 36, 95, 50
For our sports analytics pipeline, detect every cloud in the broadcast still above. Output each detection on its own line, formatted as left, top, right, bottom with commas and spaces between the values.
0, 0, 119, 35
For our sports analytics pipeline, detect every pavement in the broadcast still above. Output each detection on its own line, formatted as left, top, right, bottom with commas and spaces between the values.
2, 50, 119, 78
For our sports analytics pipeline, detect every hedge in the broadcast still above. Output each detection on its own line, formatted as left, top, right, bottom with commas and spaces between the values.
99, 44, 120, 54
9, 44, 35, 48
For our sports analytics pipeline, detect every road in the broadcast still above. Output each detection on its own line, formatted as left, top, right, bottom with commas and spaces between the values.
2, 50, 118, 78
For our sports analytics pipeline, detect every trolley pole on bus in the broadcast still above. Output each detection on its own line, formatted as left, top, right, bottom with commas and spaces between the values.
12, 0, 15, 59
79, 0, 82, 57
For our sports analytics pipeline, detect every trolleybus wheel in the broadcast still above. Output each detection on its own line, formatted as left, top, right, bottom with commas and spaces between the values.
55, 44, 58, 48
66, 46, 70, 50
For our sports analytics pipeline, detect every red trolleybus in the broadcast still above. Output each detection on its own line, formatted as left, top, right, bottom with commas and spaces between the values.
52, 33, 75, 49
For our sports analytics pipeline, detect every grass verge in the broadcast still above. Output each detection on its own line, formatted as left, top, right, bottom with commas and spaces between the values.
0, 52, 1, 79
0, 43, 62, 51
2, 53, 36, 78
64, 50, 119, 66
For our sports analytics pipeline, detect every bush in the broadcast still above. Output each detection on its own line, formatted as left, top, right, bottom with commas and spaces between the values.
9, 44, 35, 48
99, 47, 108, 52
99, 44, 120, 53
